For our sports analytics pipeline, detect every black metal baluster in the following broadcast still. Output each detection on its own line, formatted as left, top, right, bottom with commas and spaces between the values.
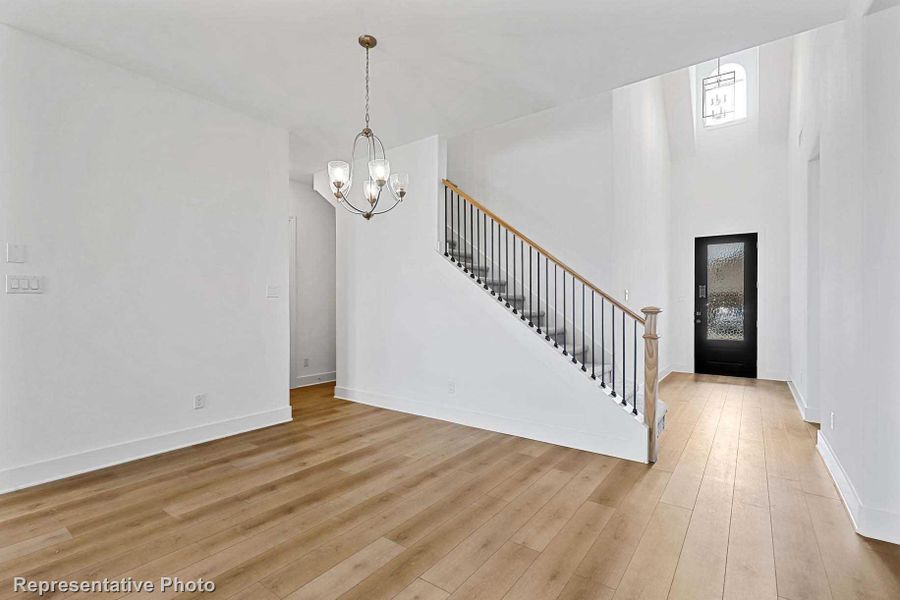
571, 275, 577, 364
528, 246, 534, 327
443, 186, 449, 256
475, 208, 480, 282
536, 252, 542, 334
463, 199, 467, 267
601, 297, 606, 388
611, 304, 617, 398
520, 240, 526, 321
475, 208, 481, 283
633, 320, 638, 415
545, 258, 550, 340
562, 272, 568, 356
461, 195, 467, 272
554, 265, 559, 347
461, 199, 466, 267
511, 234, 517, 313
490, 220, 496, 295
483, 214, 489, 290
456, 193, 461, 266
469, 204, 476, 279
481, 212, 486, 286
622, 310, 627, 405
450, 191, 456, 262
591, 291, 596, 379
581, 284, 587, 371
460, 194, 465, 270
472, 207, 477, 275
497, 223, 509, 302
505, 231, 510, 308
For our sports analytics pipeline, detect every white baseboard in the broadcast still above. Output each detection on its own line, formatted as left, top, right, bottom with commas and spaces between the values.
659, 366, 674, 382
0, 406, 292, 495
293, 371, 337, 388
817, 431, 900, 544
788, 380, 820, 423
335, 386, 647, 463
668, 364, 693, 376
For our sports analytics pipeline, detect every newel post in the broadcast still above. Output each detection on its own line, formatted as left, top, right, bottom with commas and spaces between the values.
642, 307, 662, 463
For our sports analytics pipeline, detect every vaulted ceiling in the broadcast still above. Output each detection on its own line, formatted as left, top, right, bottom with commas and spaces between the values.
0, 0, 851, 177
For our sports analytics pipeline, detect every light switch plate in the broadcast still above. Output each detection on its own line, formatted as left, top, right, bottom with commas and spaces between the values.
6, 275, 43, 294
6, 243, 26, 263
266, 285, 281, 298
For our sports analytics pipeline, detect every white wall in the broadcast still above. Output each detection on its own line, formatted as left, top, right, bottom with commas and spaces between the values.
861, 6, 900, 542
447, 94, 616, 292
787, 6, 900, 543
665, 43, 793, 379
289, 180, 336, 388
0, 26, 291, 492
610, 78, 673, 376
332, 135, 649, 462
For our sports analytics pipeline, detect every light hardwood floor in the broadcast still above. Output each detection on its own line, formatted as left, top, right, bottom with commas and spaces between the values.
1, 374, 898, 599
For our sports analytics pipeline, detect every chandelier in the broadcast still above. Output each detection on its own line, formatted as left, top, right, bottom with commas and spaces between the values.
327, 35, 408, 220
702, 57, 736, 121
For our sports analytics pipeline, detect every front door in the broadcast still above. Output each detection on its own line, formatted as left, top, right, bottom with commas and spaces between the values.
695, 233, 758, 378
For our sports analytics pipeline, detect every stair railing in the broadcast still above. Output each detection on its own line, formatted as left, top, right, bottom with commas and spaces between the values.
441, 179, 662, 462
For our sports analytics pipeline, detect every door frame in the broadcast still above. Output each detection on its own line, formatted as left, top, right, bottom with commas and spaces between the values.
694, 232, 758, 378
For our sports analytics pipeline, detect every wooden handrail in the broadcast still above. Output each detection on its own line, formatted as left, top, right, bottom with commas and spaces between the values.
442, 179, 646, 324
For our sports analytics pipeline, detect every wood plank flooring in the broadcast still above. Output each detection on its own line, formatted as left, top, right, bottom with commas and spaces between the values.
1, 374, 898, 599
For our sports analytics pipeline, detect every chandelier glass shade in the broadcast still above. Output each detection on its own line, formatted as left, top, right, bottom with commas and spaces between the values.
327, 35, 408, 220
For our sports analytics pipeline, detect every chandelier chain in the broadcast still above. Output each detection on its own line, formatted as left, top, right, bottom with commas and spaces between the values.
365, 48, 370, 128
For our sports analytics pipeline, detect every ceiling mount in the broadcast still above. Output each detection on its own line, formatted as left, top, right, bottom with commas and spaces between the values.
358, 34, 377, 49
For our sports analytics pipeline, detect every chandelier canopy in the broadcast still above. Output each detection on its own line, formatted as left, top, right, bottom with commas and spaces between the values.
327, 35, 408, 220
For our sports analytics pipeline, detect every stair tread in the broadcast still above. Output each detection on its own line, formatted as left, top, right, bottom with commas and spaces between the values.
453, 262, 490, 273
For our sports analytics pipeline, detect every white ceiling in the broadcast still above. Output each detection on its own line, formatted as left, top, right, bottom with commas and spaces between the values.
0, 0, 850, 177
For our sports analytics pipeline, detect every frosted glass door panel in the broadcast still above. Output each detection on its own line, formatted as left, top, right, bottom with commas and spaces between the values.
706, 242, 744, 341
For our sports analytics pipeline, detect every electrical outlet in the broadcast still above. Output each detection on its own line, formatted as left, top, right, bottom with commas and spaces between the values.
194, 394, 207, 410
624, 289, 630, 301
448, 381, 456, 395
830, 411, 835, 430
303, 358, 310, 368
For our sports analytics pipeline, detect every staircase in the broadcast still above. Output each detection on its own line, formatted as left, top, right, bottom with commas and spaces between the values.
441, 179, 665, 461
